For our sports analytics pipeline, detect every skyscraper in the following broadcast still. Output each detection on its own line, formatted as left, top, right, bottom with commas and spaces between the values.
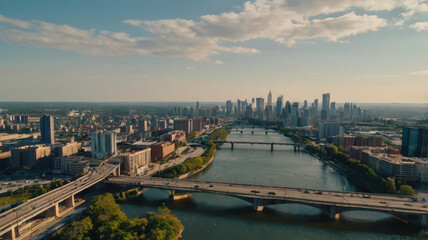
256, 97, 265, 120
321, 93, 330, 121
276, 95, 283, 118
40, 115, 55, 144
91, 132, 117, 159
226, 100, 233, 116
402, 127, 428, 157
195, 101, 200, 117
267, 90, 272, 107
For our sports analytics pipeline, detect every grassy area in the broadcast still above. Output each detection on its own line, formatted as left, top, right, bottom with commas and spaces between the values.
0, 192, 32, 206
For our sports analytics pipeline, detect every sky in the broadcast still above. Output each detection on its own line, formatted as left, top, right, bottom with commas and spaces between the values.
0, 0, 427, 103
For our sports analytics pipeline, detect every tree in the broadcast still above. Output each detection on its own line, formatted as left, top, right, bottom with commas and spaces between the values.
398, 185, 415, 196
386, 178, 397, 194
56, 217, 93, 240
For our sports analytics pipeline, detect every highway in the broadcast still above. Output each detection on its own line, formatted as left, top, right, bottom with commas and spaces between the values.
107, 177, 428, 216
0, 163, 119, 237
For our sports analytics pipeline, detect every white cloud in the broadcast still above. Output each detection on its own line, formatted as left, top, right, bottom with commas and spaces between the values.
410, 22, 428, 32
0, 0, 427, 61
214, 60, 223, 64
409, 68, 428, 75
185, 66, 195, 70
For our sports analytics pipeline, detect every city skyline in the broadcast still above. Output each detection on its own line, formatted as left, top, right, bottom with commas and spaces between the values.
0, 0, 427, 103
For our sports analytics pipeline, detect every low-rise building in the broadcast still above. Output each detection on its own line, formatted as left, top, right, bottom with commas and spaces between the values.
150, 141, 175, 161
162, 130, 186, 146
60, 156, 91, 176
10, 145, 51, 169
116, 148, 151, 173
53, 141, 81, 157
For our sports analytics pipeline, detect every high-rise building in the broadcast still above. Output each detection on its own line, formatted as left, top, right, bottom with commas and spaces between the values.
402, 127, 428, 157
138, 119, 148, 133
195, 101, 200, 117
319, 121, 340, 139
40, 115, 55, 144
276, 95, 283, 118
291, 102, 299, 126
256, 98, 265, 120
267, 91, 272, 107
118, 149, 151, 173
321, 93, 330, 121
173, 118, 193, 133
91, 132, 117, 159
226, 100, 233, 116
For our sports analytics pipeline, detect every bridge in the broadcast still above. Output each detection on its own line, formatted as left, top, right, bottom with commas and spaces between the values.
212, 140, 311, 151
107, 176, 428, 227
228, 129, 274, 135
0, 163, 120, 240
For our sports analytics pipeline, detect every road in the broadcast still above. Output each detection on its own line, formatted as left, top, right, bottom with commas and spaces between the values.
107, 177, 428, 216
145, 146, 205, 176
0, 163, 118, 237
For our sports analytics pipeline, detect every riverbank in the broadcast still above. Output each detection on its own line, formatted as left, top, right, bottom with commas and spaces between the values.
178, 154, 215, 179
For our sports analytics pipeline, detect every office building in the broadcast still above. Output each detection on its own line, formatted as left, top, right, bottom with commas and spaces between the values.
256, 98, 265, 120
11, 145, 52, 169
267, 91, 272, 107
91, 132, 117, 159
319, 121, 340, 139
174, 118, 193, 134
118, 148, 151, 173
402, 127, 428, 157
40, 115, 55, 144
226, 100, 233, 116
138, 119, 148, 133
276, 95, 283, 119
192, 118, 203, 132
321, 93, 330, 121
150, 141, 175, 161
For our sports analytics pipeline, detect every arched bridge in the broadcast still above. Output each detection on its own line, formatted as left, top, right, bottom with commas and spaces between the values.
212, 140, 311, 151
106, 176, 428, 228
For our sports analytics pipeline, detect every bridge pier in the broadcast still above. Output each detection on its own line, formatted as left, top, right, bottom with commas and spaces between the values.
65, 194, 75, 208
293, 145, 297, 151
265, 131, 268, 135
45, 202, 60, 218
253, 198, 264, 212
5, 226, 20, 240
231, 142, 234, 150
240, 131, 243, 134
169, 190, 191, 201
251, 131, 254, 134
328, 206, 340, 221
271, 143, 274, 151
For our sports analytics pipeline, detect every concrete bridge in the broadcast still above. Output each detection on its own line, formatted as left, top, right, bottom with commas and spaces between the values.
212, 140, 311, 151
228, 129, 274, 135
106, 176, 428, 228
0, 163, 120, 240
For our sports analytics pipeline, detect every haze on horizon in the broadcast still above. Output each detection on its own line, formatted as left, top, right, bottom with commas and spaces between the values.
0, 0, 427, 103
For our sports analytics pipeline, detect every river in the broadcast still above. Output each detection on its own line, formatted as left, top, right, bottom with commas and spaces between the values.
120, 127, 421, 239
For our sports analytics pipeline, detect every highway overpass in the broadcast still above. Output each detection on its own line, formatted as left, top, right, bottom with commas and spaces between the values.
107, 176, 428, 228
0, 163, 120, 240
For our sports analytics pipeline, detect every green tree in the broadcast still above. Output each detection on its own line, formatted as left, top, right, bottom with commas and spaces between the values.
386, 178, 397, 194
56, 217, 93, 240
398, 185, 415, 196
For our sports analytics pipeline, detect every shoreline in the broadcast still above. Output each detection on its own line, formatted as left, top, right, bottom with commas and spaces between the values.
178, 152, 216, 179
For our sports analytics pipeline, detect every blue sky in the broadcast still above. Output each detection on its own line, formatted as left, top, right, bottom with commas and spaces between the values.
0, 0, 427, 103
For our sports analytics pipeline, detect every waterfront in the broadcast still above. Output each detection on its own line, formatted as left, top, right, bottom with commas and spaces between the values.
120, 127, 421, 239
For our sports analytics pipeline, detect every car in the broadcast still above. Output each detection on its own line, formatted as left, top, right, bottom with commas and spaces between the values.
404, 203, 412, 206
380, 201, 387, 204
194, 185, 200, 188
165, 182, 170, 185
363, 195, 371, 198
304, 190, 310, 194
315, 191, 323, 195
268, 192, 276, 195
209, 184, 214, 187
423, 205, 427, 208
251, 190, 260, 194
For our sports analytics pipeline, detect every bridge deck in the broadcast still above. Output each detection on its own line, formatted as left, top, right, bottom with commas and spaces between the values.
213, 140, 310, 146
107, 177, 427, 215
0, 163, 119, 236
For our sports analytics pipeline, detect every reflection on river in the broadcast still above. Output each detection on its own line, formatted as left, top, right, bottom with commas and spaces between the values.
120, 127, 420, 239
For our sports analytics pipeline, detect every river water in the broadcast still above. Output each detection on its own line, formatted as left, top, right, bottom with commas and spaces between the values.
120, 127, 420, 239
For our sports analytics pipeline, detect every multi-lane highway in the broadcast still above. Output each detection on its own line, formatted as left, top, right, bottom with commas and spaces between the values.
0, 163, 119, 238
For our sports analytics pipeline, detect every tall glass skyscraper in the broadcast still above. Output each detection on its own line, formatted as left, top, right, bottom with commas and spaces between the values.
40, 115, 55, 144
